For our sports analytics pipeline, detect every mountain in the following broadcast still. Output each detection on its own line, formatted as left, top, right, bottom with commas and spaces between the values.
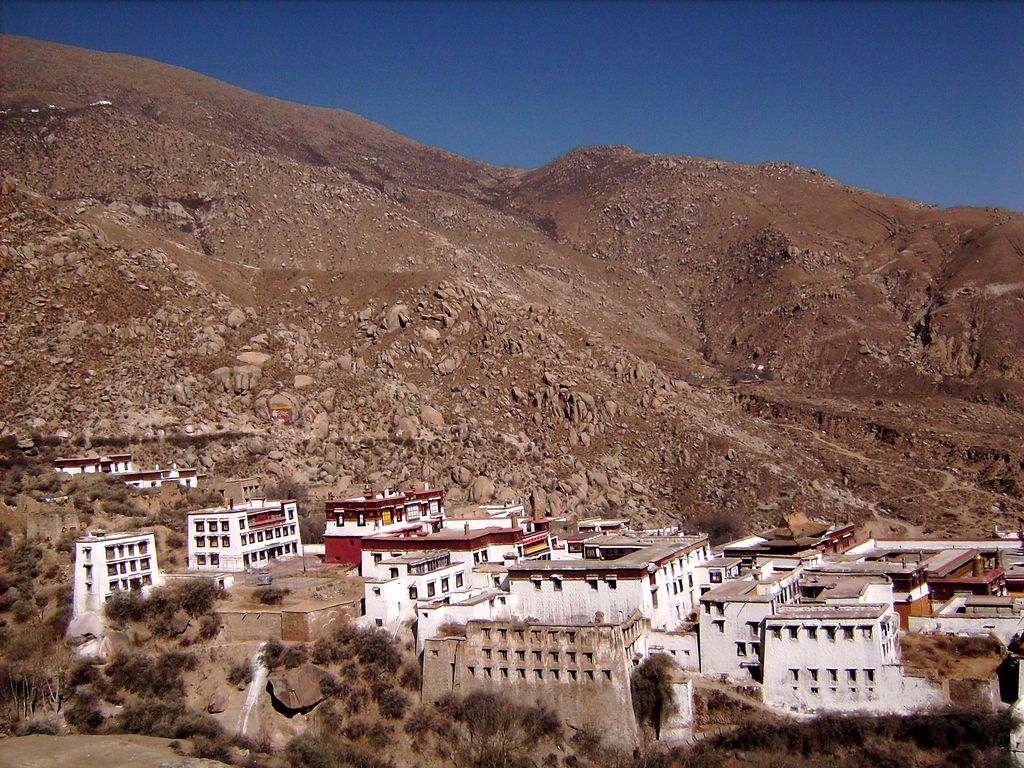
2, 34, 1022, 535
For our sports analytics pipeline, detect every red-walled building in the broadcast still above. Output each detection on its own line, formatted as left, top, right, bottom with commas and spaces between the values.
323, 486, 445, 565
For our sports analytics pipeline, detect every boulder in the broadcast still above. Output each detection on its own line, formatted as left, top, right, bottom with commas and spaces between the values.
383, 303, 410, 331
452, 466, 473, 487
226, 309, 246, 329
207, 690, 227, 714
294, 374, 314, 389
420, 405, 445, 428
469, 475, 495, 503
267, 663, 332, 714
237, 351, 271, 367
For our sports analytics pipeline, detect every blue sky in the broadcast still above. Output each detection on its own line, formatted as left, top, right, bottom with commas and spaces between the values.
2, 1, 1021, 210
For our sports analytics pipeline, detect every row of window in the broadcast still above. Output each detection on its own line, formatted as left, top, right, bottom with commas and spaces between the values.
479, 647, 598, 665
532, 575, 618, 591
243, 543, 297, 565
476, 626, 587, 645
96, 541, 149, 560
101, 558, 151, 576
788, 667, 876, 684
99, 574, 152, 593
769, 624, 875, 642
242, 525, 296, 546
195, 519, 232, 533
408, 572, 464, 599
466, 666, 613, 682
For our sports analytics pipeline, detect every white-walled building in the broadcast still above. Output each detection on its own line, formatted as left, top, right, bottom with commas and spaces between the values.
187, 497, 301, 571
364, 550, 471, 628
507, 535, 711, 629
54, 453, 202, 489
72, 531, 163, 617
55, 454, 135, 476
760, 603, 941, 713
698, 565, 802, 681
909, 594, 1024, 644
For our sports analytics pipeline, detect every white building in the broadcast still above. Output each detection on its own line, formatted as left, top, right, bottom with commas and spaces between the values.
507, 535, 712, 630
909, 594, 1024, 644
698, 564, 802, 681
187, 498, 301, 571
364, 550, 472, 628
54, 453, 201, 489
761, 603, 940, 713
55, 454, 135, 476
72, 531, 163, 617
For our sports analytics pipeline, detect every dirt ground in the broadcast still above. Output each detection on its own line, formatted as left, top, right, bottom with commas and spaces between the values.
0, 734, 229, 768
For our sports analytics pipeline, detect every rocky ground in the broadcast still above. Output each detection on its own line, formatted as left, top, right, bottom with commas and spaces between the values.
1, 34, 1023, 536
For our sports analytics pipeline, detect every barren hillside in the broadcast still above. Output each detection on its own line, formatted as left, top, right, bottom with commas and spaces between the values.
2, 34, 1022, 535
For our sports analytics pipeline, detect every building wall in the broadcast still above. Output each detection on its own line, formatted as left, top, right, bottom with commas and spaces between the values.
72, 533, 162, 617
509, 572, 650, 625
759, 611, 934, 713
647, 629, 700, 672
909, 612, 1024, 645
188, 501, 302, 572
699, 600, 774, 681
421, 616, 647, 747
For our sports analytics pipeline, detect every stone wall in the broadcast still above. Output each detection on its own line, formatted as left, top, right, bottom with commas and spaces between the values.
219, 599, 358, 642
422, 613, 648, 746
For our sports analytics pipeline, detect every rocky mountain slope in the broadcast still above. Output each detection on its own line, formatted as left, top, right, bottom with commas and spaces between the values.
1, 34, 1022, 535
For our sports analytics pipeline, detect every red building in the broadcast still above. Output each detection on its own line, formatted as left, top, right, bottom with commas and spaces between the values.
323, 486, 445, 565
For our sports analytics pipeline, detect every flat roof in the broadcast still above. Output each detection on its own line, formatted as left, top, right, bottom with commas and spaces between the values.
76, 531, 153, 543
700, 572, 795, 603
768, 604, 889, 621
380, 550, 451, 566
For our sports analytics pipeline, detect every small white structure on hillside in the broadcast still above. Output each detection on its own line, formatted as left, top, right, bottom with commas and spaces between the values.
72, 531, 163, 618
54, 453, 201, 489
187, 497, 301, 572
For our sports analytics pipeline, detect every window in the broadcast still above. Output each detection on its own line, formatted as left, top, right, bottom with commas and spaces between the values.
552, 577, 562, 591
409, 585, 418, 600
221, 536, 230, 547
736, 643, 747, 657
865, 669, 875, 683
843, 627, 855, 640
210, 553, 220, 566
456, 573, 464, 588
861, 626, 873, 639
441, 578, 450, 592
499, 650, 508, 661
713, 620, 725, 634
373, 553, 383, 564
809, 668, 819, 682
827, 668, 838, 683
194, 536, 204, 549
195, 521, 205, 532
846, 669, 857, 682
587, 577, 599, 591
826, 627, 837, 642
807, 627, 818, 640
196, 554, 207, 565
607, 576, 618, 590
746, 621, 759, 638
515, 650, 525, 662
483, 649, 492, 659
427, 582, 436, 597
710, 571, 723, 583
789, 669, 800, 682
787, 626, 799, 639
770, 627, 782, 639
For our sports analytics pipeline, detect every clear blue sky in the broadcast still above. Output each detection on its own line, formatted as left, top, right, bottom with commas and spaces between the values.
2, 1, 1022, 210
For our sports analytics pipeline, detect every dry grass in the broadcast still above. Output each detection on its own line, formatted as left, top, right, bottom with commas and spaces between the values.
900, 632, 1003, 681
